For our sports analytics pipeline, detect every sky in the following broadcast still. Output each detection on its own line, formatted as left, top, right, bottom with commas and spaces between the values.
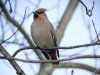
0, 0, 100, 75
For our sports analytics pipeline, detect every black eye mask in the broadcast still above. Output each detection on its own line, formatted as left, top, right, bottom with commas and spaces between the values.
35, 12, 43, 14
33, 12, 44, 19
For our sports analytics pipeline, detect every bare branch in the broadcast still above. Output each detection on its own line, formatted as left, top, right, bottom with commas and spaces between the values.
56, 0, 79, 44
0, 45, 25, 75
79, 0, 95, 17
0, 55, 100, 63
0, 40, 26, 46
0, 0, 7, 14
12, 42, 100, 57
71, 69, 74, 75
0, 17, 5, 40
92, 20, 100, 42
0, 7, 27, 45
0, 0, 44, 60
54, 63, 100, 74
8, 0, 12, 13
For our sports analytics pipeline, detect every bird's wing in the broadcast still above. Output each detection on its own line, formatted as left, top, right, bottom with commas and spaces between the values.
49, 22, 59, 57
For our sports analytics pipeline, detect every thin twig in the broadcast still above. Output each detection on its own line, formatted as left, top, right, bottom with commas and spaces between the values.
79, 0, 95, 17
1, 55, 100, 63
0, 7, 27, 45
8, 0, 12, 13
12, 42, 100, 57
92, 20, 99, 41
0, 17, 5, 40
0, 40, 26, 46
71, 69, 74, 75
79, 0, 88, 12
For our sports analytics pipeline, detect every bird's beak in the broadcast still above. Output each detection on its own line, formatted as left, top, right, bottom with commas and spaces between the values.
33, 12, 38, 15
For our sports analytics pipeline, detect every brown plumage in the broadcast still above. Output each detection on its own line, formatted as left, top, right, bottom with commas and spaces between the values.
31, 8, 59, 64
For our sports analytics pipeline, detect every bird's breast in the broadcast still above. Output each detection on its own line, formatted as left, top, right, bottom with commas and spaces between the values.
31, 23, 54, 49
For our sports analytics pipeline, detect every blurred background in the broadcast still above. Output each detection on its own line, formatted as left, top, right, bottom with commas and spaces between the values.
0, 0, 100, 75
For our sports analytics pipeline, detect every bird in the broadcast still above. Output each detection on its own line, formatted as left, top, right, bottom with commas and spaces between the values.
31, 8, 59, 64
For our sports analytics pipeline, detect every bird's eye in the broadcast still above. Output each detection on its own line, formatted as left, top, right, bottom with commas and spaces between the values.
36, 12, 43, 14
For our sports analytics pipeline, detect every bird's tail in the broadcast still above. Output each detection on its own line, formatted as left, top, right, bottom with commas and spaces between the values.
50, 51, 59, 64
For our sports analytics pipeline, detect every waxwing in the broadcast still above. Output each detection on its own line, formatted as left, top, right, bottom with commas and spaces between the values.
31, 8, 59, 64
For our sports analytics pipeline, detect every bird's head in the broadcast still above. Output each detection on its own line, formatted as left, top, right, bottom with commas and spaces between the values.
33, 8, 47, 19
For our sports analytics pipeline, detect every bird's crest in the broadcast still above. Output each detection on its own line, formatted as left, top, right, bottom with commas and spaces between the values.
35, 8, 47, 14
